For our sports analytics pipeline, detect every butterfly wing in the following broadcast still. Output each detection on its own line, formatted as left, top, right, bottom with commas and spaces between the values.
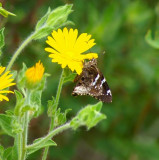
72, 66, 95, 96
72, 59, 112, 103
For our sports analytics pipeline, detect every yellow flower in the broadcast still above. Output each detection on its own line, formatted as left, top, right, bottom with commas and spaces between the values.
0, 67, 16, 101
45, 27, 98, 74
25, 61, 44, 84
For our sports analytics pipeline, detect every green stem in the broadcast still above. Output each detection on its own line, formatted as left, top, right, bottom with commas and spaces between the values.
42, 69, 65, 160
17, 134, 22, 160
17, 117, 22, 160
27, 122, 71, 150
18, 90, 30, 160
5, 32, 35, 72
21, 112, 29, 160
50, 69, 65, 129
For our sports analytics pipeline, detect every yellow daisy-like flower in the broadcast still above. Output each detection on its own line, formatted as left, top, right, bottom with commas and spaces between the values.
25, 61, 44, 84
45, 27, 98, 74
0, 67, 16, 101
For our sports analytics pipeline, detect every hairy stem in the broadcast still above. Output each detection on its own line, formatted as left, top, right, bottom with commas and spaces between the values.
6, 33, 35, 72
27, 122, 71, 150
17, 117, 22, 160
21, 112, 29, 160
18, 90, 31, 160
42, 69, 65, 160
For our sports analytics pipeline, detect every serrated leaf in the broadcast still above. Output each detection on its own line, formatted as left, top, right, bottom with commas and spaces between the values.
70, 102, 106, 130
54, 108, 71, 127
47, 96, 57, 117
145, 30, 159, 49
0, 27, 5, 56
35, 7, 51, 30
27, 138, 56, 155
0, 114, 14, 137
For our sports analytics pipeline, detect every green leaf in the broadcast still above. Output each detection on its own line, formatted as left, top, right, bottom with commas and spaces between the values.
10, 70, 17, 79
21, 105, 35, 114
0, 4, 16, 17
63, 68, 76, 84
0, 114, 14, 137
14, 90, 25, 116
27, 138, 57, 155
14, 89, 42, 117
47, 96, 57, 117
35, 8, 51, 30
70, 102, 106, 130
10, 145, 18, 160
59, 20, 75, 28
0, 145, 4, 159
17, 63, 27, 91
32, 4, 73, 40
46, 4, 73, 26
29, 90, 42, 117
33, 26, 53, 40
12, 119, 22, 134
0, 27, 5, 56
54, 108, 71, 127
3, 147, 12, 159
36, 73, 50, 91
5, 110, 14, 116
30, 90, 41, 107
47, 96, 71, 125
145, 30, 159, 49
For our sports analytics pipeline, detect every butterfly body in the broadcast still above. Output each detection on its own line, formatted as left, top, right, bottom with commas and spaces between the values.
72, 59, 112, 103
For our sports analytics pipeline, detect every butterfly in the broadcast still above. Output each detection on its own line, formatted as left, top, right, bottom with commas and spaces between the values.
72, 59, 112, 103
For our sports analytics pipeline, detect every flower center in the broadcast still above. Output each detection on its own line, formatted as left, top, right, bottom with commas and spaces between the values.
64, 51, 81, 62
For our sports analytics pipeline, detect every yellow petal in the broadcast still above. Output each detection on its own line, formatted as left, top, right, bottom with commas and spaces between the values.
81, 53, 98, 60
0, 67, 5, 75
0, 66, 15, 102
45, 47, 59, 54
0, 94, 9, 101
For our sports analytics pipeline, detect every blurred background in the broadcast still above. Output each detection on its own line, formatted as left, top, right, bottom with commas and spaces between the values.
0, 0, 159, 160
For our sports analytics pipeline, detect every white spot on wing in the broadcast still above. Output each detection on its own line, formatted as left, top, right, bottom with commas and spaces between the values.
100, 78, 106, 87
73, 86, 88, 95
106, 89, 112, 96
92, 74, 100, 86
